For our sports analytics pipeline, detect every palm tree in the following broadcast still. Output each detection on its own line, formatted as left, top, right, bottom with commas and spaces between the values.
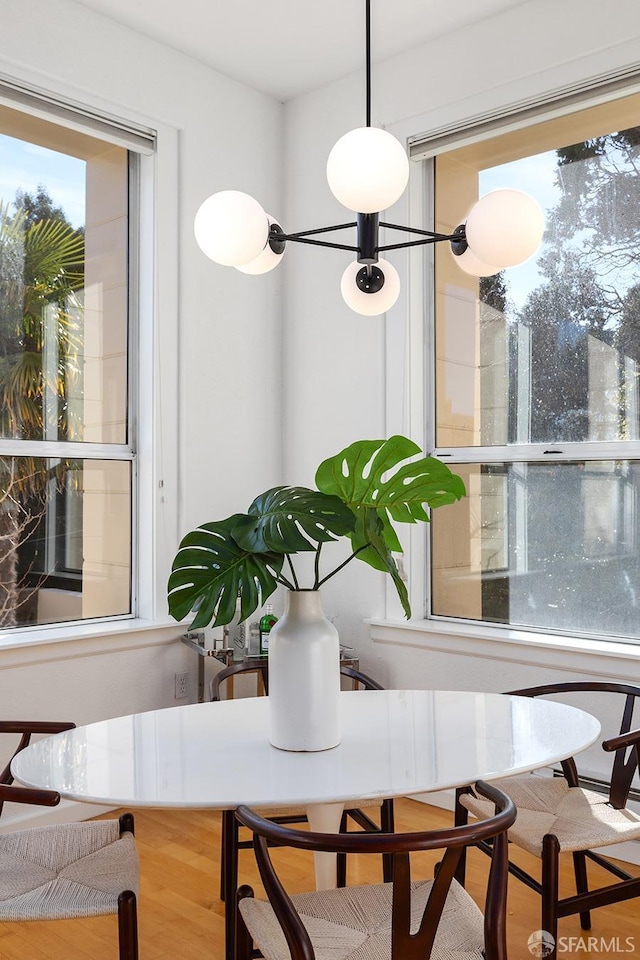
0, 196, 85, 626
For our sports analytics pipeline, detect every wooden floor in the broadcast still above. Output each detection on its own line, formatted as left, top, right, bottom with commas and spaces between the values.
1, 797, 639, 959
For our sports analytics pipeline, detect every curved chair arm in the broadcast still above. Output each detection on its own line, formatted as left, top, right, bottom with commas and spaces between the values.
0, 782, 61, 806
602, 726, 640, 808
237, 781, 515, 856
603, 727, 640, 751
339, 665, 383, 690
507, 681, 640, 698
0, 721, 76, 734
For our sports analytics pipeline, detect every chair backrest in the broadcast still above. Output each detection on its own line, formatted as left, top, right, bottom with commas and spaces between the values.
210, 661, 269, 701
508, 681, 640, 808
210, 660, 383, 702
237, 780, 515, 960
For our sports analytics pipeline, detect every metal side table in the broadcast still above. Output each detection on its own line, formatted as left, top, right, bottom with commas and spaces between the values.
180, 631, 359, 702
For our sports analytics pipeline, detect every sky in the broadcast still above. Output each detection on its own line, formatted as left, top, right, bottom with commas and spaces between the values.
481, 150, 561, 312
0, 133, 85, 228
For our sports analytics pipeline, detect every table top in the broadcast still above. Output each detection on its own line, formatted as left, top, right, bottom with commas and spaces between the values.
11, 690, 601, 809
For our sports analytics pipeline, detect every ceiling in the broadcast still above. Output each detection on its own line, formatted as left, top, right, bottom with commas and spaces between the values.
73, 0, 528, 101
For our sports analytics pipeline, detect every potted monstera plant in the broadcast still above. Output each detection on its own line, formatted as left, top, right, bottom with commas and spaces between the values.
168, 435, 465, 751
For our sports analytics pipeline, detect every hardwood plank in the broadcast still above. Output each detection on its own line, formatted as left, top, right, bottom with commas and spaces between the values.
0, 798, 637, 959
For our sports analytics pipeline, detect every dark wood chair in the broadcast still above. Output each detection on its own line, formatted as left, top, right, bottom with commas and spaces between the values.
235, 779, 515, 960
0, 720, 139, 960
212, 661, 395, 960
455, 682, 640, 960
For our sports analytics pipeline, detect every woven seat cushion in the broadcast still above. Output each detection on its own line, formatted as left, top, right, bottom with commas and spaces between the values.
240, 878, 485, 960
460, 775, 640, 856
0, 820, 139, 921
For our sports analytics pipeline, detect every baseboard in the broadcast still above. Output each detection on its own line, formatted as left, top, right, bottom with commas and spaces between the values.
0, 798, 117, 832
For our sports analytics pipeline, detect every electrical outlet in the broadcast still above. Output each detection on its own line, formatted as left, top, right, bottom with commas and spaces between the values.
175, 672, 188, 699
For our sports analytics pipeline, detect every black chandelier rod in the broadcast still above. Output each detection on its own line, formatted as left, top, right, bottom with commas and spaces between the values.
265, 3, 469, 262
366, 0, 372, 127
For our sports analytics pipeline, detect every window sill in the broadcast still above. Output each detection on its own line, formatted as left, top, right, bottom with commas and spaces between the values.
368, 618, 640, 680
0, 618, 184, 666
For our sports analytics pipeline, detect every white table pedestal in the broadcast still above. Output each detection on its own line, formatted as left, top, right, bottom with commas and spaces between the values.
306, 801, 345, 889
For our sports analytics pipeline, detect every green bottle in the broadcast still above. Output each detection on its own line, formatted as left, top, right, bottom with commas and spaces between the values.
259, 603, 278, 656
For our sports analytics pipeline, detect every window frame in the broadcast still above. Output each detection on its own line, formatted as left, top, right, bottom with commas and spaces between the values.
426, 94, 640, 644
0, 77, 180, 643
376, 68, 640, 656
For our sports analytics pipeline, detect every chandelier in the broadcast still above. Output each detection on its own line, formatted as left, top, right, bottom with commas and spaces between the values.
194, 1, 544, 316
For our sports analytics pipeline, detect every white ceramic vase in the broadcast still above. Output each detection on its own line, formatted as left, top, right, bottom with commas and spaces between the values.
268, 589, 341, 751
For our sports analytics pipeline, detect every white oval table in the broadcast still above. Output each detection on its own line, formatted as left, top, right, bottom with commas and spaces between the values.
12, 689, 600, 960
11, 689, 600, 807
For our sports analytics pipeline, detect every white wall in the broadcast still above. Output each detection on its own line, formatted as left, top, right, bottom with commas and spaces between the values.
0, 0, 284, 744
3, 0, 640, 820
281, 0, 640, 694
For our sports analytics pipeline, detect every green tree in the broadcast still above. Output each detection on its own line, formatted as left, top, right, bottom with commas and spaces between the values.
15, 184, 71, 230
480, 271, 508, 313
511, 126, 640, 444
0, 191, 85, 626
551, 125, 640, 278
517, 252, 610, 442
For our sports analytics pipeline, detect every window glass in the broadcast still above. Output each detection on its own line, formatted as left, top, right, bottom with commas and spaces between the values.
432, 461, 639, 640
0, 457, 131, 625
0, 103, 132, 629
431, 91, 640, 641
434, 93, 640, 449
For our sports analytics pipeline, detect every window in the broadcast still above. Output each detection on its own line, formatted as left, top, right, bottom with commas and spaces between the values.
429, 88, 640, 642
0, 97, 139, 630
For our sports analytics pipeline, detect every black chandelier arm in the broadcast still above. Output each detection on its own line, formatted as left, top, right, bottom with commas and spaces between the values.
276, 234, 360, 253
272, 220, 360, 252
378, 220, 466, 242
271, 216, 465, 256
377, 233, 463, 253
275, 221, 357, 240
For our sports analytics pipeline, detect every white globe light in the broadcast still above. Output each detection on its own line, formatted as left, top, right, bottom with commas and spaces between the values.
452, 246, 501, 278
340, 258, 400, 316
464, 189, 544, 268
194, 190, 269, 267
236, 216, 285, 274
327, 127, 409, 213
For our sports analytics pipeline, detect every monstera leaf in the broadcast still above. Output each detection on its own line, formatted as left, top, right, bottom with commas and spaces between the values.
167, 436, 465, 629
167, 514, 284, 629
352, 509, 411, 618
315, 435, 465, 570
232, 486, 356, 554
